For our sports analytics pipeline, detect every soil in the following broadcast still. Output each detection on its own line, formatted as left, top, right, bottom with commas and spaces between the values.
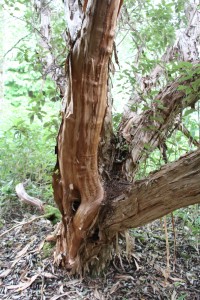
0, 205, 199, 300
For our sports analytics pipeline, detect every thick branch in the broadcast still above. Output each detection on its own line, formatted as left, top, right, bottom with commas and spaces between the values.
103, 147, 200, 232
120, 72, 200, 179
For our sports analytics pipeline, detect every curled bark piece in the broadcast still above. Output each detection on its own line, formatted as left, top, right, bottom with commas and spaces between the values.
15, 183, 44, 212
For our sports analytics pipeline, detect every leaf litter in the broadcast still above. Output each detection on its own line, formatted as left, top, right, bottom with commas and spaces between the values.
0, 209, 199, 300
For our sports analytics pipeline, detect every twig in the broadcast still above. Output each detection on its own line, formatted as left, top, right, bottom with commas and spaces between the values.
178, 123, 200, 147
0, 215, 44, 238
171, 212, 177, 271
164, 216, 170, 283
3, 34, 31, 58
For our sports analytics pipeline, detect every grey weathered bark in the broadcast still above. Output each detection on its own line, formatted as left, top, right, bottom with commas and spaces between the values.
33, 0, 66, 96
123, 0, 200, 105
119, 72, 200, 180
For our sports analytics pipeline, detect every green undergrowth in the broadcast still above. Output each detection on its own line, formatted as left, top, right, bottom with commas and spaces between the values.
44, 204, 61, 225
0, 98, 60, 209
42, 241, 55, 259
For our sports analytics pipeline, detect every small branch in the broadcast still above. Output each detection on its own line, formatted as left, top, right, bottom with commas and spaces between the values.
15, 183, 44, 212
0, 215, 45, 238
3, 34, 31, 58
119, 72, 200, 180
177, 123, 200, 147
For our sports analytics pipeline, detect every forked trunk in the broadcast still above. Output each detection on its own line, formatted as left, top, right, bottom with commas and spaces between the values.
52, 0, 200, 275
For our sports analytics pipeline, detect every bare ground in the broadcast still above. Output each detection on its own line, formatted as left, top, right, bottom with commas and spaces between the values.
0, 204, 199, 300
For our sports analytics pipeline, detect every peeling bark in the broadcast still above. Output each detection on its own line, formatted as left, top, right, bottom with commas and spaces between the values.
34, 0, 66, 96
53, 0, 122, 269
103, 148, 200, 231
53, 147, 200, 274
50, 0, 200, 275
123, 0, 200, 108
119, 72, 200, 180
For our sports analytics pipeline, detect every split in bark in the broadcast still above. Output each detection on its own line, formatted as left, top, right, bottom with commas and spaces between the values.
53, 0, 123, 270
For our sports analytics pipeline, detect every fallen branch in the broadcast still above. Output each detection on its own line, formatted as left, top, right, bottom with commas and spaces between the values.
15, 183, 44, 212
15, 182, 61, 225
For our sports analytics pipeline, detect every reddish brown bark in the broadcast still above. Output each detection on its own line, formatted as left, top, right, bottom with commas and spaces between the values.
53, 0, 122, 269
103, 148, 200, 232
50, 0, 200, 274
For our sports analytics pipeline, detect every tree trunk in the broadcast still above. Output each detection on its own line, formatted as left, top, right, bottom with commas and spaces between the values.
33, 0, 66, 96
53, 0, 122, 271
52, 0, 200, 275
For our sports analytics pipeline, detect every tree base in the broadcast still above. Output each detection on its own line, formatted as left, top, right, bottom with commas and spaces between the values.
53, 221, 119, 276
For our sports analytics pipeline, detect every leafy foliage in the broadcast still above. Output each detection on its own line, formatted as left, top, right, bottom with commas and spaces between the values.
0, 0, 64, 208
0, 115, 58, 205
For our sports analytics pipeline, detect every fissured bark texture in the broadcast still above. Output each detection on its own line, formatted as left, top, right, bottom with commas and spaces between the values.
53, 0, 122, 271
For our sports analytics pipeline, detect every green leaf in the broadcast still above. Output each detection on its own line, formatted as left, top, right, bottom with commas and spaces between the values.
183, 108, 196, 117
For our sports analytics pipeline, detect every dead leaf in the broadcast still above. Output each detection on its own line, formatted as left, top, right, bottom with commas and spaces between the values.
16, 242, 31, 259
169, 276, 185, 282
42, 272, 58, 279
134, 258, 141, 271
0, 269, 12, 278
171, 289, 177, 300
7, 274, 39, 291
50, 292, 72, 300
30, 239, 45, 253
11, 257, 22, 268
115, 274, 134, 281
150, 283, 159, 294
110, 281, 121, 294
65, 279, 81, 286
58, 284, 64, 294
10, 240, 36, 269
94, 288, 105, 300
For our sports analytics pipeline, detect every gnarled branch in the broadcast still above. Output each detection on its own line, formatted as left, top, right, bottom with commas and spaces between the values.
102, 147, 200, 232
